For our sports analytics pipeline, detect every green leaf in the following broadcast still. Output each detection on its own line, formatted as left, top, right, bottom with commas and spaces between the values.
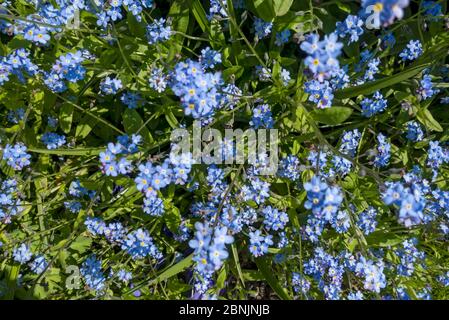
164, 202, 181, 234
127, 13, 145, 38
148, 254, 193, 285
394, 91, 412, 103
287, 208, 301, 230
366, 231, 404, 247
75, 115, 98, 141
417, 108, 443, 132
191, 0, 209, 32
28, 147, 104, 156
3, 264, 20, 299
59, 103, 74, 134
168, 0, 191, 56
33, 284, 48, 299
73, 208, 88, 230
123, 109, 153, 144
336, 1, 351, 12
209, 19, 227, 49
248, 0, 275, 22
231, 243, 245, 286
223, 65, 244, 81
255, 257, 291, 300
241, 269, 264, 281
310, 106, 353, 125
165, 111, 179, 129
334, 64, 429, 99
216, 266, 227, 290
272, 0, 293, 17
35, 177, 48, 245
275, 11, 317, 33
70, 235, 92, 253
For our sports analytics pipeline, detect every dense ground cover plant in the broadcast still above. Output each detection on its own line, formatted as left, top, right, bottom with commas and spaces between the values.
0, 0, 449, 300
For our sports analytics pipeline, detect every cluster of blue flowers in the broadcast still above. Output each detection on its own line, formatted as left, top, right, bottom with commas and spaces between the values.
301, 31, 344, 109
361, 91, 388, 117
438, 272, 449, 287
363, 57, 381, 81
301, 33, 343, 78
395, 239, 425, 276
116, 269, 133, 284
100, 76, 123, 95
69, 179, 95, 198
336, 15, 364, 43
12, 243, 33, 264
418, 74, 439, 100
41, 132, 66, 150
80, 256, 106, 292
12, 243, 49, 275
80, 255, 136, 292
373, 133, 391, 168
0, 179, 23, 224
303, 247, 387, 299
253, 18, 273, 39
355, 256, 387, 293
423, 1, 443, 17
44, 51, 88, 93
383, 180, 426, 227
248, 230, 273, 257
146, 18, 172, 44
405, 121, 424, 142
135, 149, 193, 216
64, 200, 82, 214
121, 92, 144, 109
292, 273, 311, 296
278, 155, 301, 181
7, 108, 25, 124
85, 223, 156, 269
208, 0, 228, 19
146, 67, 168, 94
189, 222, 234, 293
426, 141, 449, 176
360, 0, 410, 28
303, 176, 345, 241
399, 40, 423, 62
96, 0, 154, 26
2, 0, 449, 301
122, 228, 163, 260
303, 247, 345, 299
200, 47, 222, 69
254, 66, 270, 83
30, 255, 49, 275
170, 59, 225, 121
250, 103, 274, 129
275, 30, 291, 46
64, 179, 95, 214
262, 206, 289, 231
357, 207, 378, 235
308, 150, 329, 175
0, 49, 38, 86
306, 136, 364, 180
304, 80, 334, 109
99, 134, 141, 177
2, 1, 80, 45
2, 143, 31, 170
241, 176, 270, 205
332, 129, 361, 176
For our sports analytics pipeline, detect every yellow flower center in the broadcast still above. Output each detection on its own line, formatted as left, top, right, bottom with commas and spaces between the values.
374, 3, 384, 12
